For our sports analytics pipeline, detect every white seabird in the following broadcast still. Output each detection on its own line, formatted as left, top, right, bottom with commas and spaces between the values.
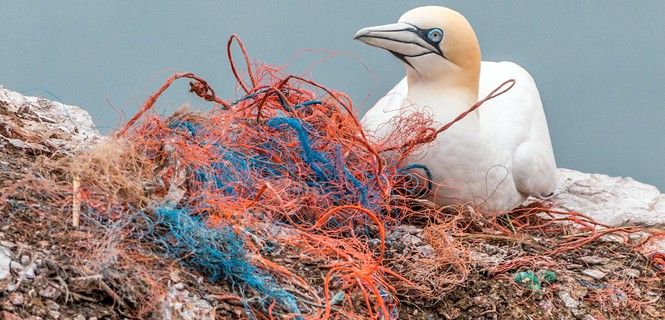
355, 6, 558, 211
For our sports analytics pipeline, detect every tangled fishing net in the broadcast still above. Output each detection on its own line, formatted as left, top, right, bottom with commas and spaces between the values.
80, 35, 423, 319
2, 35, 663, 319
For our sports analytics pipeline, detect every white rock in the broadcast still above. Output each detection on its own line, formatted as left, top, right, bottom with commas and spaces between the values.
0, 240, 16, 249
162, 285, 214, 320
402, 234, 423, 247
45, 299, 60, 311
0, 85, 100, 152
47, 310, 60, 319
0, 245, 11, 280
8, 293, 24, 306
555, 168, 665, 226
557, 290, 580, 309
416, 244, 435, 257
622, 268, 640, 278
581, 269, 606, 280
579, 256, 609, 265
39, 285, 61, 299
554, 168, 665, 253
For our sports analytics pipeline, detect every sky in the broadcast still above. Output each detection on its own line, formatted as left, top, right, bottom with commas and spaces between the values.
1, 1, 664, 190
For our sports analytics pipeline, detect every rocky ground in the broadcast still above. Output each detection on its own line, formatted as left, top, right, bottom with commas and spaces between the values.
390, 225, 663, 319
1, 85, 663, 319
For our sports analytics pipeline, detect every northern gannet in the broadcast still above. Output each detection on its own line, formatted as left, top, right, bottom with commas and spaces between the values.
354, 6, 558, 211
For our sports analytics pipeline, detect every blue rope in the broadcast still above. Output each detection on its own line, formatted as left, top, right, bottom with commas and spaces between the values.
152, 207, 301, 315
266, 116, 380, 208
398, 163, 434, 195
267, 116, 331, 181
293, 100, 321, 110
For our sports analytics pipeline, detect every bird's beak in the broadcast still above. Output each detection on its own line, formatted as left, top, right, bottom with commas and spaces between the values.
354, 22, 439, 57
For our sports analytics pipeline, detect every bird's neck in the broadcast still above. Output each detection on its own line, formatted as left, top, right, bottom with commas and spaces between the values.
406, 71, 480, 124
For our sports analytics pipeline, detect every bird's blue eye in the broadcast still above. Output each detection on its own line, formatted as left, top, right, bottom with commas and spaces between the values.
427, 28, 443, 43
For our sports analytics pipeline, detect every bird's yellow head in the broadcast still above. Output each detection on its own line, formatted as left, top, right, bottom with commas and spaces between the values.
354, 6, 480, 91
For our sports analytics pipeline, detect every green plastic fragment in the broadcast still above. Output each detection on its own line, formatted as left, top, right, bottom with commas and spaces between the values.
514, 271, 541, 291
540, 270, 557, 283
514, 269, 558, 291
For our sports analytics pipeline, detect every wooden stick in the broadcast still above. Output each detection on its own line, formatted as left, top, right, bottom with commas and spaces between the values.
72, 175, 81, 228
98, 279, 129, 309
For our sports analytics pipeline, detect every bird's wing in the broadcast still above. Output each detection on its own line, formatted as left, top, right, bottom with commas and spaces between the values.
479, 61, 558, 196
361, 77, 408, 140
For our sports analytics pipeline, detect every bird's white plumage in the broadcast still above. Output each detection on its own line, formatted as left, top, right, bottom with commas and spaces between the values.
356, 6, 558, 211
362, 61, 558, 211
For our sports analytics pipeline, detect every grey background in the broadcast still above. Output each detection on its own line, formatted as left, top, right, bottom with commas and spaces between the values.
1, 1, 664, 189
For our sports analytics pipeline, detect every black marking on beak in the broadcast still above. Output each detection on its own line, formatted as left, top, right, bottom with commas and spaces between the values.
389, 51, 415, 68
403, 23, 445, 58
359, 23, 446, 61
355, 22, 449, 69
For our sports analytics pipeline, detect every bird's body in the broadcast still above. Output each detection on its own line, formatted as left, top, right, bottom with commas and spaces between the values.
356, 6, 558, 211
